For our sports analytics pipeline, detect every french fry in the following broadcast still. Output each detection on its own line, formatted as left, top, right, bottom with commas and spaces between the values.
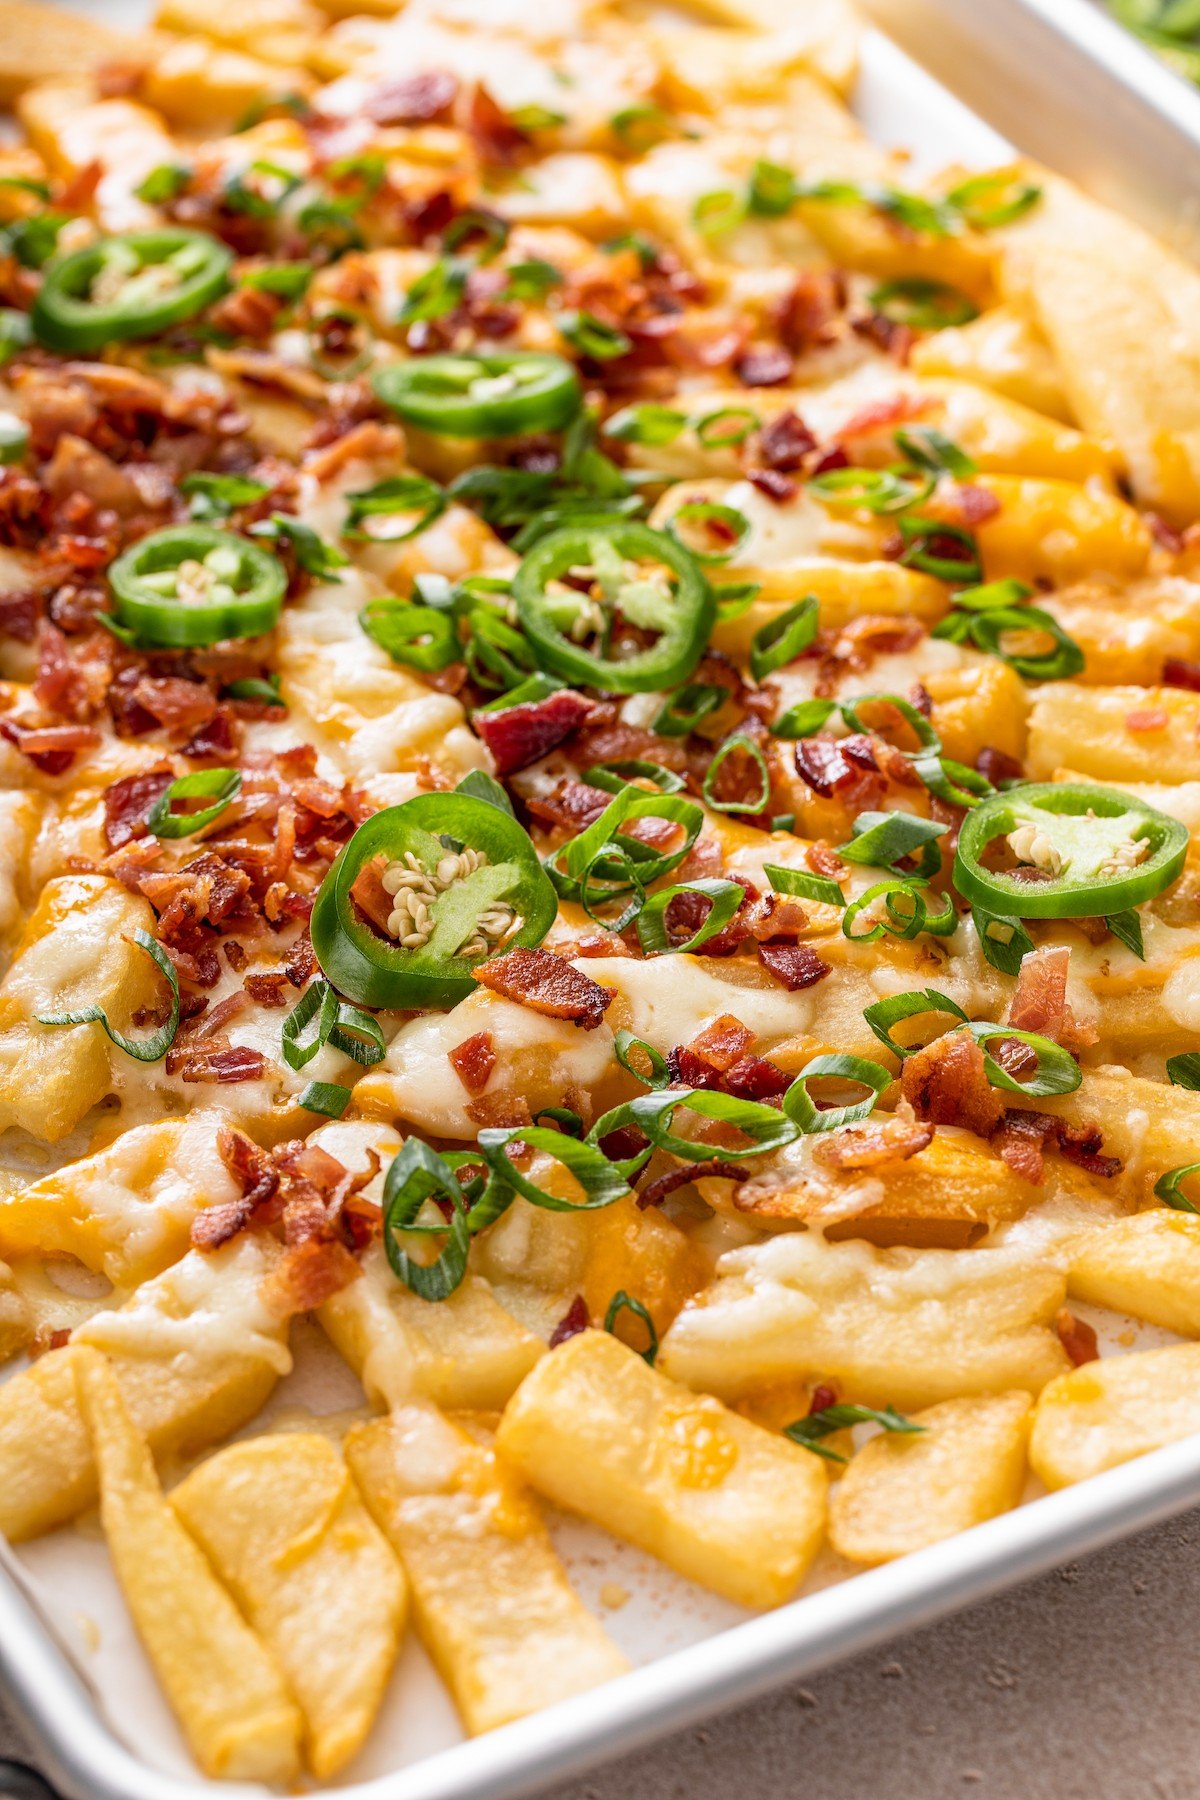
73, 1348, 302, 1785
1030, 1343, 1200, 1488
171, 1434, 407, 1778
1067, 1211, 1200, 1338
495, 1331, 827, 1608
829, 1393, 1032, 1565
346, 1403, 627, 1734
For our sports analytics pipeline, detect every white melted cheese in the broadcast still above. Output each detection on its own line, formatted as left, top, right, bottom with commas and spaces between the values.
585, 953, 820, 1049
75, 1234, 292, 1373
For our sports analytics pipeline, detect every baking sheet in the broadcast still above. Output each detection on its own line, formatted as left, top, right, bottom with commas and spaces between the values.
6, 5, 1200, 1798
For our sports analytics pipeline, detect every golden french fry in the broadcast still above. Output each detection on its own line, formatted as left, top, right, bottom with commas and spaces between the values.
829, 1393, 1032, 1565
346, 1403, 627, 1734
496, 1331, 827, 1608
1031, 1344, 1200, 1488
1068, 1211, 1200, 1337
171, 1434, 407, 1778
73, 1348, 302, 1785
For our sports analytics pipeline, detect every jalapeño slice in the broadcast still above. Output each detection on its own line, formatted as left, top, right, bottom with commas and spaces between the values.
32, 229, 232, 353
953, 781, 1188, 919
372, 350, 580, 438
107, 525, 286, 649
514, 520, 715, 694
310, 793, 557, 1009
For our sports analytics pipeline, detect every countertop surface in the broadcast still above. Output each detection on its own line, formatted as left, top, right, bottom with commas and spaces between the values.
2, 1508, 1196, 1799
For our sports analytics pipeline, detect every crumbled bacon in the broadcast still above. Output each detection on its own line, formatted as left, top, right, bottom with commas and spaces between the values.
0, 717, 98, 775
811, 1102, 933, 1170
1055, 1307, 1100, 1368
1007, 945, 1097, 1050
174, 1044, 267, 1084
772, 269, 847, 354
900, 1027, 1003, 1137
265, 1238, 361, 1313
757, 942, 830, 990
472, 687, 594, 776
807, 840, 848, 879
348, 854, 394, 937
734, 344, 794, 387
129, 675, 218, 734
467, 82, 530, 163
755, 409, 817, 472
284, 933, 317, 988
976, 745, 1024, 785
449, 1030, 496, 1094
747, 468, 796, 502
525, 778, 612, 833
992, 1107, 1121, 1185
1125, 706, 1168, 732
793, 733, 876, 795
243, 971, 291, 1007
465, 1088, 534, 1127
103, 766, 174, 850
1163, 656, 1200, 692
637, 1160, 747, 1210
680, 1014, 754, 1074
474, 947, 615, 1029
549, 1294, 590, 1348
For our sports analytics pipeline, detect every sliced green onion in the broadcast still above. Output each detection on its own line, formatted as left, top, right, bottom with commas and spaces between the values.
532, 1106, 584, 1135
478, 1125, 631, 1212
945, 172, 1041, 229
1155, 1162, 1200, 1213
963, 1022, 1082, 1097
809, 465, 933, 515
1106, 908, 1146, 959
558, 310, 631, 360
843, 878, 934, 942
383, 1137, 473, 1301
0, 309, 32, 366
862, 987, 969, 1059
584, 759, 685, 796
181, 471, 270, 521
702, 733, 771, 814
897, 515, 981, 582
635, 878, 745, 954
148, 768, 242, 839
604, 1290, 658, 1363
360, 597, 459, 671
0, 414, 29, 464
344, 475, 446, 543
784, 1402, 923, 1463
839, 691, 941, 753
135, 163, 192, 204
250, 513, 348, 580
623, 1087, 797, 1160
398, 256, 468, 325
764, 863, 845, 908
693, 188, 746, 236
783, 1053, 891, 1133
749, 596, 819, 680
837, 810, 947, 878
867, 277, 978, 330
614, 1029, 671, 1089
773, 697, 838, 739
605, 403, 687, 446
667, 500, 750, 566
895, 426, 978, 480
653, 683, 727, 738
37, 928, 180, 1063
1167, 1053, 1200, 1091
298, 1080, 351, 1117
696, 407, 759, 448
747, 159, 798, 217
972, 906, 1035, 976
281, 978, 386, 1071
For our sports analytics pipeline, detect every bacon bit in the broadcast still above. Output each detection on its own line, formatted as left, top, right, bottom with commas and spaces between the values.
224, 940, 249, 973
284, 933, 317, 988
208, 283, 282, 339
851, 312, 915, 364
772, 269, 847, 354
131, 675, 218, 734
1147, 512, 1185, 553
757, 942, 831, 990
811, 1101, 933, 1170
472, 687, 594, 776
364, 68, 460, 123
901, 1028, 1003, 1137
658, 877, 757, 957
943, 483, 1001, 527
808, 1382, 839, 1416
747, 467, 796, 503
1125, 706, 1168, 733
175, 1044, 266, 1084
0, 717, 98, 775
265, 1238, 361, 1314
637, 1160, 747, 1210
810, 444, 850, 479
793, 733, 876, 796
1007, 945, 1098, 1050
806, 840, 848, 879
449, 1030, 496, 1094
102, 766, 174, 849
837, 393, 928, 443
0, 589, 40, 642
734, 344, 794, 388
976, 744, 1024, 785
474, 947, 615, 1030
348, 854, 393, 938
1163, 657, 1200, 692
993, 1108, 1121, 1185
465, 1089, 534, 1128
683, 1013, 754, 1073
525, 778, 611, 833
243, 971, 291, 1007
674, 1046, 790, 1104
467, 82, 530, 163
1055, 1307, 1100, 1368
756, 409, 817, 472
549, 1293, 590, 1348
34, 622, 110, 722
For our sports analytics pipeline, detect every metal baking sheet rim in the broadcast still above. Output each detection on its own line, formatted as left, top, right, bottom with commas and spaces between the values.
5, 1434, 1200, 1800
6, 2, 1200, 1796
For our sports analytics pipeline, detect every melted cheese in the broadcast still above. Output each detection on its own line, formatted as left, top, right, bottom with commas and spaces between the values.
76, 1235, 292, 1374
